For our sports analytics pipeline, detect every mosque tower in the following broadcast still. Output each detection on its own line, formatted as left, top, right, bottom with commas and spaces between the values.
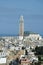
19, 15, 24, 40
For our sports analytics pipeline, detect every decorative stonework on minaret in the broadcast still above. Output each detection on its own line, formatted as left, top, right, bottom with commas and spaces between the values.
19, 15, 24, 40
19, 15, 24, 36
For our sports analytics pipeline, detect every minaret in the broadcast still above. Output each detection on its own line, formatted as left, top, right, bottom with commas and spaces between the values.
19, 15, 24, 40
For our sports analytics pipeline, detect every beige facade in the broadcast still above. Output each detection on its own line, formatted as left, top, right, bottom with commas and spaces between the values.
0, 63, 7, 65
21, 61, 30, 65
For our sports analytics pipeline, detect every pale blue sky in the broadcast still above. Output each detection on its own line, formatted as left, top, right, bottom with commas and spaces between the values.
0, 0, 43, 35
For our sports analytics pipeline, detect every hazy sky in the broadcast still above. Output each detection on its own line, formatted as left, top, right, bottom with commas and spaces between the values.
0, 0, 43, 35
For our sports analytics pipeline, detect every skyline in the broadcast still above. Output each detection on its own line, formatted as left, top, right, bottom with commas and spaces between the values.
0, 0, 43, 35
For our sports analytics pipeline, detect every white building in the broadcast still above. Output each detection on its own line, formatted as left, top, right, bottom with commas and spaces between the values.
0, 49, 7, 65
28, 34, 42, 41
0, 58, 6, 65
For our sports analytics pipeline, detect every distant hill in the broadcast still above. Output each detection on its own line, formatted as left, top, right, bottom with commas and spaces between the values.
24, 31, 38, 36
